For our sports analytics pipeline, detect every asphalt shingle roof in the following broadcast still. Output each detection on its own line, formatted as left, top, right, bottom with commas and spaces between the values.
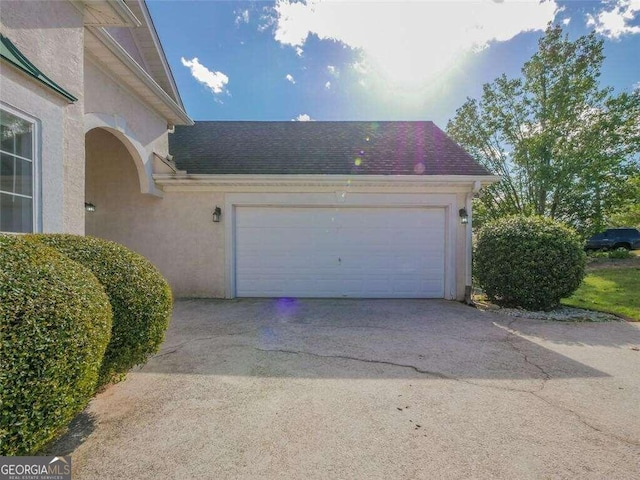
169, 121, 492, 176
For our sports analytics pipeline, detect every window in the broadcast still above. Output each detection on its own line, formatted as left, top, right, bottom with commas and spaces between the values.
1, 107, 36, 233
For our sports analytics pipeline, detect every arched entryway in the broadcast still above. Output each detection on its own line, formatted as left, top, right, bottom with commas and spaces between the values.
85, 127, 165, 253
84, 127, 144, 241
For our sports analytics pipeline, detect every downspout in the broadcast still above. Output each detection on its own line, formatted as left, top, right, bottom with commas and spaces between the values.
464, 181, 482, 304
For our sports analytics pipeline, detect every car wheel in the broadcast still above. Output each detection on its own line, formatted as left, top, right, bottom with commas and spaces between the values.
613, 243, 631, 251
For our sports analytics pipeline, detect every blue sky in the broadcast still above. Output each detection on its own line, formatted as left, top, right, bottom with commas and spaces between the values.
149, 0, 640, 128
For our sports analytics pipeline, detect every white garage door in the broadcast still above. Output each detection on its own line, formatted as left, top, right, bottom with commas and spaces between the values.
235, 206, 446, 298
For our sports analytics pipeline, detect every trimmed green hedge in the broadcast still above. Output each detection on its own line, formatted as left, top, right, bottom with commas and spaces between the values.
27, 235, 173, 386
0, 235, 112, 455
474, 216, 586, 311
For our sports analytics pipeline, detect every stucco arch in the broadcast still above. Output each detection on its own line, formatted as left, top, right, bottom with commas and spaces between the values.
84, 112, 162, 196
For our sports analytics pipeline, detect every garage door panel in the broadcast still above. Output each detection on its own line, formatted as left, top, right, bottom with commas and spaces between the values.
235, 206, 446, 298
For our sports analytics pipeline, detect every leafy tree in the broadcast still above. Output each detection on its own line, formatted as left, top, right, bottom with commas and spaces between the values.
447, 25, 640, 235
608, 175, 640, 228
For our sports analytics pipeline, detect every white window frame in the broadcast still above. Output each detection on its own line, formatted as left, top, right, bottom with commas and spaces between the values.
0, 103, 40, 233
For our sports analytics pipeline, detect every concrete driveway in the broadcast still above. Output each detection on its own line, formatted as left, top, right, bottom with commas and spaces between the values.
52, 299, 640, 479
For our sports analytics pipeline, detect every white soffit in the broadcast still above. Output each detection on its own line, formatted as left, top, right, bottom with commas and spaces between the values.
81, 0, 141, 27
125, 0, 184, 108
84, 27, 193, 126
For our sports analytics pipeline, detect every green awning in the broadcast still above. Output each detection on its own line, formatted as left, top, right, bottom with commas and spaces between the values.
1, 34, 77, 103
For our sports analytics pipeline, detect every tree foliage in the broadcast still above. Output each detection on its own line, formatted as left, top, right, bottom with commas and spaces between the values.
447, 25, 640, 234
608, 175, 640, 228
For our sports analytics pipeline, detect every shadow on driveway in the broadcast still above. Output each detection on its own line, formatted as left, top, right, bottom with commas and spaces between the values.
50, 299, 640, 479
137, 299, 619, 381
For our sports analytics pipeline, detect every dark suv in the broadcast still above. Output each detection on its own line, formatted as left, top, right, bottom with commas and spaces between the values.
585, 228, 640, 251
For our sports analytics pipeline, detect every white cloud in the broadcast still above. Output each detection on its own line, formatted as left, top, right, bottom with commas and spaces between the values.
586, 0, 640, 39
325, 81, 331, 89
327, 65, 338, 77
285, 73, 296, 84
562, 17, 571, 26
181, 57, 229, 95
295, 46, 304, 57
235, 9, 249, 25
293, 113, 313, 121
351, 60, 369, 75
633, 81, 640, 91
268, 0, 558, 86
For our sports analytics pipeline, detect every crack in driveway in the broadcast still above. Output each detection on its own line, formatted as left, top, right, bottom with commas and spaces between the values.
495, 319, 640, 448
249, 345, 543, 396
253, 347, 452, 379
494, 319, 552, 390
146, 321, 639, 449
529, 391, 640, 447
249, 344, 640, 449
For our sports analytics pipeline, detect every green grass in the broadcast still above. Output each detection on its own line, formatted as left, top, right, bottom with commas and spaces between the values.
562, 267, 640, 321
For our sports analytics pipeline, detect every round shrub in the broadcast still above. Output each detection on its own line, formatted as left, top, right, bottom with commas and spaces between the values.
0, 235, 112, 455
27, 234, 173, 386
474, 216, 586, 311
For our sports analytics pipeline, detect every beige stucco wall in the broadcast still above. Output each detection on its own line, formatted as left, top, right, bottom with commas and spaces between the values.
84, 59, 170, 195
1, 1, 178, 234
84, 60, 168, 151
85, 129, 224, 297
1, 66, 66, 232
0, 0, 85, 233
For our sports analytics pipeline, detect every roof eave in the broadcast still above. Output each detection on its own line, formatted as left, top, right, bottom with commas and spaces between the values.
153, 173, 501, 188
88, 26, 193, 126
134, 0, 185, 109
0, 34, 78, 103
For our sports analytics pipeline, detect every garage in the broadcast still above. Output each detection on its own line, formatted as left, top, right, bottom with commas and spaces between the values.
234, 206, 446, 298
160, 120, 499, 299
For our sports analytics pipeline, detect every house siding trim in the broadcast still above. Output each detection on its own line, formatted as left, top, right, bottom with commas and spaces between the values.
154, 174, 501, 190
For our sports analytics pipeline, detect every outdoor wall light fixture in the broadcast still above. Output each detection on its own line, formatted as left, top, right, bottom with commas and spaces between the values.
459, 208, 469, 224
85, 202, 96, 212
212, 206, 222, 223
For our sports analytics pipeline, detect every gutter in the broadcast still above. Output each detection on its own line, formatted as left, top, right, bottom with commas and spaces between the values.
153, 174, 501, 188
